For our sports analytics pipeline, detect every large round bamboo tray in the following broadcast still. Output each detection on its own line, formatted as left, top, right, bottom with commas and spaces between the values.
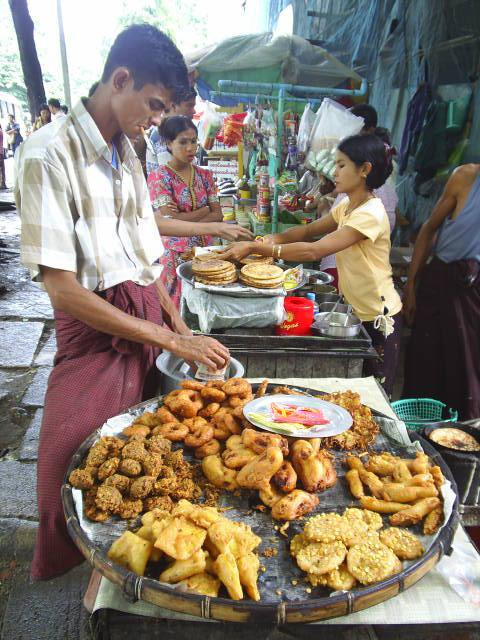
62, 384, 459, 624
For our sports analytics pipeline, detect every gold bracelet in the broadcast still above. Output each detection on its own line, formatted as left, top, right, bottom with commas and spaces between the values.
272, 244, 276, 258
276, 244, 282, 259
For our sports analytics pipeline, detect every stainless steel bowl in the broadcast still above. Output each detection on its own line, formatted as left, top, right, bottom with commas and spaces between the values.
318, 302, 350, 314
312, 283, 337, 294
312, 311, 362, 338
316, 292, 341, 304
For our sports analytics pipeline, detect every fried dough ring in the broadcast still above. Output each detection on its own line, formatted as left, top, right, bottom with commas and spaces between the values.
164, 389, 198, 419
201, 387, 226, 403
194, 439, 221, 459
199, 402, 220, 418
155, 422, 189, 442
156, 407, 178, 423
223, 378, 251, 397
181, 380, 205, 391
185, 424, 214, 448
229, 393, 253, 408
183, 416, 208, 431
205, 380, 225, 389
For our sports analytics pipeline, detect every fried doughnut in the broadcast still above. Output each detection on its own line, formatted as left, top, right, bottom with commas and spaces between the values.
229, 393, 253, 408
122, 424, 151, 438
199, 402, 220, 418
201, 386, 226, 403
69, 468, 94, 490
205, 380, 225, 389
183, 416, 208, 431
155, 407, 178, 423
194, 439, 221, 459
185, 424, 214, 448
181, 380, 205, 391
154, 422, 189, 442
168, 397, 197, 419
223, 378, 251, 397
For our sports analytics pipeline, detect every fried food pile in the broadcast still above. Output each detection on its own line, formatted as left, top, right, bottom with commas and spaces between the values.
192, 259, 238, 286
344, 451, 445, 534
68, 434, 202, 522
318, 391, 379, 450
291, 506, 425, 590
107, 499, 262, 601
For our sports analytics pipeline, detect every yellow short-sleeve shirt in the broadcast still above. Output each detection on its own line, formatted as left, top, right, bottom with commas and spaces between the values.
330, 197, 402, 322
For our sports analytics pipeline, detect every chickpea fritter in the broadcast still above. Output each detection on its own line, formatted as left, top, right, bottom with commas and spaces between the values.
86, 444, 109, 467
130, 475, 155, 499
97, 457, 120, 481
116, 498, 143, 520
84, 503, 109, 522
95, 485, 122, 513
146, 435, 172, 455
142, 453, 164, 478
104, 473, 131, 495
153, 477, 177, 496
69, 468, 94, 490
144, 495, 173, 512
171, 478, 201, 501
121, 441, 147, 462
118, 459, 142, 477
99, 436, 125, 456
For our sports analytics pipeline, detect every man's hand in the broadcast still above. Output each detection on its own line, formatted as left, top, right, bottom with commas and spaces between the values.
218, 241, 258, 262
402, 284, 416, 326
213, 223, 255, 242
171, 335, 230, 370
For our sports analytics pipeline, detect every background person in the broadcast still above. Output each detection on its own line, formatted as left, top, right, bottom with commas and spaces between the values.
221, 134, 402, 396
0, 124, 6, 189
33, 104, 52, 131
147, 115, 253, 307
402, 163, 480, 419
48, 97, 66, 120
6, 114, 23, 155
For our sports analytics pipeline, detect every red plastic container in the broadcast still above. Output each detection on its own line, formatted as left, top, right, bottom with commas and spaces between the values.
276, 296, 314, 336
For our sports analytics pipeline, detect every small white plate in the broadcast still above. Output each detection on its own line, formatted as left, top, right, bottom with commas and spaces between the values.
243, 394, 353, 438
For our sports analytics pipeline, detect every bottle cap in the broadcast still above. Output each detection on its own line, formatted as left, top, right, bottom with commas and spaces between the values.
306, 293, 315, 301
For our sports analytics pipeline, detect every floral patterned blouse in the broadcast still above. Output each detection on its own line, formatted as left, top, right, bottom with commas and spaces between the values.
147, 164, 218, 253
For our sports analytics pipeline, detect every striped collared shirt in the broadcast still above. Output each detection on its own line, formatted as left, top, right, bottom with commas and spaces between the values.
16, 99, 164, 291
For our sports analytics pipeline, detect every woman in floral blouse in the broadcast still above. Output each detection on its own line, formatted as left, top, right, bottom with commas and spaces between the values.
147, 116, 223, 307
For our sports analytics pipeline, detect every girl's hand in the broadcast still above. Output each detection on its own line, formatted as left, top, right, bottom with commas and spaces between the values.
218, 241, 257, 262
213, 223, 255, 242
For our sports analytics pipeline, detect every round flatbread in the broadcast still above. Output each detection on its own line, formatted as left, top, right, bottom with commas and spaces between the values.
346, 540, 397, 585
240, 255, 274, 265
192, 260, 234, 274
340, 516, 369, 548
323, 562, 357, 591
379, 528, 424, 560
241, 263, 284, 280
194, 251, 223, 262
296, 540, 347, 576
240, 278, 284, 289
304, 513, 349, 543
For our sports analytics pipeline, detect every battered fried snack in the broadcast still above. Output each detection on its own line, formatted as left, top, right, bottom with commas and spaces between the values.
142, 453, 164, 478
321, 391, 379, 450
222, 445, 257, 469
255, 379, 269, 398
144, 495, 173, 512
296, 540, 347, 576
121, 441, 147, 463
271, 489, 319, 521
304, 513, 349, 544
108, 531, 152, 575
223, 378, 252, 398
184, 423, 214, 448
242, 428, 288, 456
84, 503, 109, 522
97, 457, 120, 481
272, 461, 297, 493
357, 468, 384, 498
119, 458, 142, 477
258, 482, 284, 508
345, 469, 364, 499
236, 446, 284, 490
180, 380, 205, 392
200, 386, 226, 403
389, 497, 441, 527
160, 549, 207, 583
69, 468, 94, 490
237, 552, 260, 601
104, 473, 131, 494
290, 533, 309, 557
382, 483, 438, 503
86, 444, 109, 467
154, 516, 207, 560
177, 572, 221, 597
155, 407, 178, 424
194, 439, 221, 459
365, 455, 396, 476
392, 461, 412, 483
130, 475, 155, 499
430, 465, 445, 489
153, 423, 189, 442
347, 540, 397, 585
423, 504, 444, 535
201, 454, 238, 491
316, 562, 357, 591
95, 485, 122, 513
122, 424, 151, 439
213, 551, 243, 600
379, 528, 424, 560
360, 496, 410, 514
116, 498, 143, 519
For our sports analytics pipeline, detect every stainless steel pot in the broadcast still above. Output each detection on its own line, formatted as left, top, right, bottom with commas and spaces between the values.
312, 311, 362, 338
319, 302, 350, 314
156, 351, 245, 394
315, 292, 341, 304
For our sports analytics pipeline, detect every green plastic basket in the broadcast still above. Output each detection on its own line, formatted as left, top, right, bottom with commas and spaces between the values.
391, 398, 458, 431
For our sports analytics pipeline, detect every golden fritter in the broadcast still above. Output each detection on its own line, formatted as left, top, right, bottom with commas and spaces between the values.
236, 447, 283, 490
104, 473, 131, 494
97, 457, 120, 481
144, 495, 173, 512
69, 468, 94, 490
95, 485, 122, 512
142, 453, 164, 478
122, 424, 151, 439
272, 461, 297, 493
86, 444, 109, 467
99, 436, 125, 456
119, 458, 142, 477
121, 441, 147, 463
177, 572, 221, 597
171, 478, 201, 501
153, 477, 177, 496
84, 503, 109, 522
271, 489, 319, 521
154, 515, 206, 560
159, 549, 207, 583
116, 498, 143, 520
130, 475, 155, 499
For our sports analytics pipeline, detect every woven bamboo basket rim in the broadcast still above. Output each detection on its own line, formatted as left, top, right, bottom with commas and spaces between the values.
62, 384, 459, 624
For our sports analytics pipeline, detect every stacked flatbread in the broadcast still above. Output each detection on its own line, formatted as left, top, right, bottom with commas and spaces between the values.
239, 254, 274, 266
192, 259, 238, 285
240, 263, 285, 289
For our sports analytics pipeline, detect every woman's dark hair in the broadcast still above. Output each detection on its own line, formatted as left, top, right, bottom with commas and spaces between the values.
159, 115, 197, 142
350, 103, 378, 130
101, 24, 188, 101
338, 134, 392, 189
39, 104, 49, 114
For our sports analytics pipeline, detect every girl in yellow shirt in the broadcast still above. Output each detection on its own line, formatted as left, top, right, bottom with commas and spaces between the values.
221, 134, 402, 396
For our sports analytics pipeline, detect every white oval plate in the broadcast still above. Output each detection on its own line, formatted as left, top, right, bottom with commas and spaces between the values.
243, 394, 353, 438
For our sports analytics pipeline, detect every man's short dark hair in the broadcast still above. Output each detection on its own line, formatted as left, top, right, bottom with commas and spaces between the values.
48, 98, 61, 109
350, 103, 378, 130
101, 24, 189, 101
176, 86, 197, 104
61, 104, 69, 114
